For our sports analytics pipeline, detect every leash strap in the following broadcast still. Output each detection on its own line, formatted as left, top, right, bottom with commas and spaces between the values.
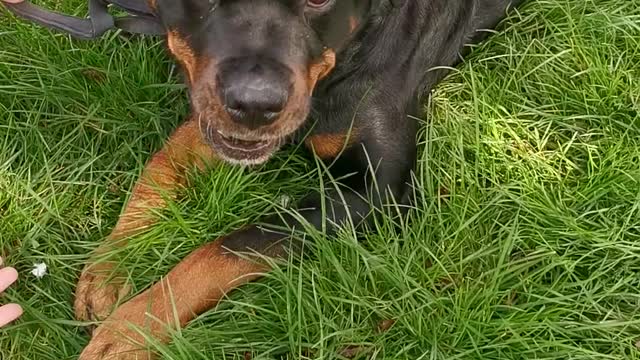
3, 0, 405, 40
2, 0, 164, 40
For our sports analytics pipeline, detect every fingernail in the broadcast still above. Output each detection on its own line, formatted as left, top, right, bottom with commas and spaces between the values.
0, 304, 23, 328
0, 267, 19, 293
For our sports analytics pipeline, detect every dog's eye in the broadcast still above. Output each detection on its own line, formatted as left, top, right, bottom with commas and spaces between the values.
307, 0, 331, 9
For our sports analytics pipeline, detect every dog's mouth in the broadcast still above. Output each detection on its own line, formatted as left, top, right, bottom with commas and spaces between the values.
205, 128, 283, 165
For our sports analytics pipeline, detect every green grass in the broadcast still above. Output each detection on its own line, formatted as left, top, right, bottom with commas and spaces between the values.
1, 0, 640, 359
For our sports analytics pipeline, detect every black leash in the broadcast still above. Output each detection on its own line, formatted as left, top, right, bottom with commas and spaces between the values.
2, 0, 407, 40
2, 0, 164, 40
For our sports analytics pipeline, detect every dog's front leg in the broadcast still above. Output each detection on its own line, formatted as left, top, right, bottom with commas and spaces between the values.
74, 118, 218, 326
78, 114, 417, 359
77, 229, 272, 360
78, 185, 411, 360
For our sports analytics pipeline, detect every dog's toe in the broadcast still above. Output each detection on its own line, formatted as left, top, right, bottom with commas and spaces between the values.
74, 265, 131, 325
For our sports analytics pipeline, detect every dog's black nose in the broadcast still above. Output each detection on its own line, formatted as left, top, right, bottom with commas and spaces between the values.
218, 58, 292, 129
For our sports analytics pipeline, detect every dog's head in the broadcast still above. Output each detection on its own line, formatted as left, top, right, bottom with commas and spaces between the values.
150, 0, 375, 165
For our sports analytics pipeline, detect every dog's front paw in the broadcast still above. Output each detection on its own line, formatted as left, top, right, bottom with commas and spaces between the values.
78, 288, 168, 360
74, 261, 132, 327
79, 325, 154, 360
79, 328, 152, 360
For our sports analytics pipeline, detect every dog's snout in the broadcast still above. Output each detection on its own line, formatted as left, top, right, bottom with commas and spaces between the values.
224, 76, 288, 126
218, 59, 292, 129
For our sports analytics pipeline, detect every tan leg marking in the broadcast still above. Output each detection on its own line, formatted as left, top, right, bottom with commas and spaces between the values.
79, 240, 267, 360
74, 119, 217, 325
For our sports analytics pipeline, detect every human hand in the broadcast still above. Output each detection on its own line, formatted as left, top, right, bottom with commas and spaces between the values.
0, 257, 23, 328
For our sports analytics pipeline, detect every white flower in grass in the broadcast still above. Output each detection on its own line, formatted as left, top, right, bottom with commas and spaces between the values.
31, 262, 47, 278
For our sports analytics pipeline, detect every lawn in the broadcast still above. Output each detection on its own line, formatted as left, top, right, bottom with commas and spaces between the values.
1, 0, 640, 359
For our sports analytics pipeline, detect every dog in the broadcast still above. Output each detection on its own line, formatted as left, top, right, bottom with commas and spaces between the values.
71, 0, 524, 358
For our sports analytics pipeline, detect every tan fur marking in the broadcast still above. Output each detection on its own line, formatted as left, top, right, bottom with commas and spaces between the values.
78, 241, 268, 359
109, 119, 216, 239
152, 241, 267, 326
305, 132, 356, 159
74, 119, 217, 324
306, 49, 336, 93
167, 31, 197, 84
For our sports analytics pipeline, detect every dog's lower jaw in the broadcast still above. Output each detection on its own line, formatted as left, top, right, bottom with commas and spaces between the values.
217, 150, 277, 167
201, 128, 284, 166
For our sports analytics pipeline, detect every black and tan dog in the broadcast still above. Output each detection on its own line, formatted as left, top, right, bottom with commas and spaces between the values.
63, 0, 524, 358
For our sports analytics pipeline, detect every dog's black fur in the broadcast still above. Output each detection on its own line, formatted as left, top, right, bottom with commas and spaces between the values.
153, 0, 523, 254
